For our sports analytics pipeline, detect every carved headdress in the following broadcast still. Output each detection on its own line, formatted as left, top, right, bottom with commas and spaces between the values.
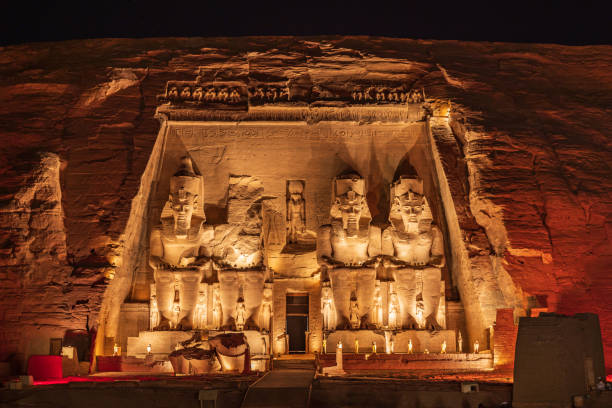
161, 156, 206, 221
389, 175, 433, 223
330, 173, 372, 223
287, 180, 304, 195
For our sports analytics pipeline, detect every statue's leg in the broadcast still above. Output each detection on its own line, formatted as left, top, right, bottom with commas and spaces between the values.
219, 271, 239, 328
356, 268, 376, 326
154, 269, 174, 325
329, 268, 351, 329
178, 269, 203, 329
244, 271, 264, 329
422, 267, 443, 330
394, 268, 417, 329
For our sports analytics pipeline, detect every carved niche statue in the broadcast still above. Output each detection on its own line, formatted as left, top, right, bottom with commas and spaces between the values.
287, 180, 306, 244
317, 174, 381, 329
382, 175, 445, 330
149, 157, 214, 330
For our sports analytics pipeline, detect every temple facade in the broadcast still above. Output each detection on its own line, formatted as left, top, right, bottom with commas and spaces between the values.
104, 76, 519, 370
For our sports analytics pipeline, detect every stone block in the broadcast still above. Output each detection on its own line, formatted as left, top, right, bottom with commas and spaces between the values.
126, 331, 192, 358
513, 313, 606, 408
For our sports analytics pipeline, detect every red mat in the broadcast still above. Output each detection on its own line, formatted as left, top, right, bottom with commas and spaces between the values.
27, 355, 63, 380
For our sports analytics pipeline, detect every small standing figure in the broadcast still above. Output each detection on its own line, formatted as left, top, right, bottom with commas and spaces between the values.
458, 331, 463, 353
172, 299, 181, 330
321, 283, 334, 331
372, 281, 383, 329
260, 284, 273, 333
192, 283, 207, 330
236, 296, 247, 331
473, 340, 479, 354
388, 291, 400, 329
149, 284, 160, 330
349, 294, 360, 329
441, 340, 447, 354
287, 180, 306, 244
212, 284, 222, 330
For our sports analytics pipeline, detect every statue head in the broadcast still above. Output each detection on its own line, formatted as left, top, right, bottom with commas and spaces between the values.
197, 286, 206, 303
330, 174, 371, 237
161, 157, 205, 236
322, 285, 332, 299
390, 176, 433, 233
288, 180, 304, 201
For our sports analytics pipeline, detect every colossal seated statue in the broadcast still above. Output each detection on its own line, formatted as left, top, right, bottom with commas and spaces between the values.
149, 157, 214, 330
317, 174, 381, 330
382, 176, 445, 330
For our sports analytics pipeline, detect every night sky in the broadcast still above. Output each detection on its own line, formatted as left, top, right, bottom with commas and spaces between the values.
1, 0, 611, 46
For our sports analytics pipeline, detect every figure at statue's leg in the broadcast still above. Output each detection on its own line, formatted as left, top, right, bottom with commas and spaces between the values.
330, 268, 352, 329
393, 268, 418, 329
422, 267, 443, 331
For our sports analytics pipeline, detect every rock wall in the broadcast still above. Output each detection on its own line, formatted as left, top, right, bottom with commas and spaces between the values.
0, 37, 610, 372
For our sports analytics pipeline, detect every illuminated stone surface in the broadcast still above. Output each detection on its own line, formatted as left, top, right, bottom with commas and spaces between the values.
0, 37, 610, 375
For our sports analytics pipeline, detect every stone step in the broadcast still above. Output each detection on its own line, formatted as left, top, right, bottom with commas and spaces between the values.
272, 358, 316, 370
241, 369, 314, 408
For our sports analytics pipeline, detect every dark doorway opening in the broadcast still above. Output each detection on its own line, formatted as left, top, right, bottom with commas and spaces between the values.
286, 294, 309, 353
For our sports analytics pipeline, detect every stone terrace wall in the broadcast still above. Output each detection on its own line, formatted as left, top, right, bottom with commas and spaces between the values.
493, 308, 518, 371
0, 37, 610, 371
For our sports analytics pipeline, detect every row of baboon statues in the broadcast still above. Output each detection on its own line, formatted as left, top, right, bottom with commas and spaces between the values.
163, 83, 426, 105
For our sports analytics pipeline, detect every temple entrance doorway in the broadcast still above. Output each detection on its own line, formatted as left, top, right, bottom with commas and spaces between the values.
286, 293, 309, 353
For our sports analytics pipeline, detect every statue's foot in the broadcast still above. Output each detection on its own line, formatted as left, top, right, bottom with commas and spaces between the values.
425, 315, 442, 331
154, 320, 171, 331
176, 318, 193, 331
403, 316, 419, 329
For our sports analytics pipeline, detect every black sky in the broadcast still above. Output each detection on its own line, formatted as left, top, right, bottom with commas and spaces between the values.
2, 0, 611, 46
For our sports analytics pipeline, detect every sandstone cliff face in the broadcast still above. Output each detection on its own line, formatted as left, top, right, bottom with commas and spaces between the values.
0, 37, 610, 371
